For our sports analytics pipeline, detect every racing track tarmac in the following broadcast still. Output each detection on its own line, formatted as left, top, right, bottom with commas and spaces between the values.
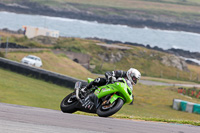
0, 103, 199, 133
139, 80, 200, 88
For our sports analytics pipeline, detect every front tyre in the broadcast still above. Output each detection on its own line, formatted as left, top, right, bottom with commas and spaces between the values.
97, 98, 124, 117
60, 92, 78, 113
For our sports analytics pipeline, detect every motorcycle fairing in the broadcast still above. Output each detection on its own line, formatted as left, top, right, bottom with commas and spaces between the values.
87, 78, 94, 83
93, 78, 133, 104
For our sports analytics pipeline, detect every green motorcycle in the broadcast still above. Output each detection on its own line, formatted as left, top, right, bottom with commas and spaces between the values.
60, 78, 133, 117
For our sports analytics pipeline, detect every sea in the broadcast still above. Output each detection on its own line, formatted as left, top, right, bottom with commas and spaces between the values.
0, 11, 200, 53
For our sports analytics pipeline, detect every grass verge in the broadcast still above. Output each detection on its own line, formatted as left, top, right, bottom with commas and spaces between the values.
0, 68, 71, 110
114, 115, 200, 126
6, 51, 96, 80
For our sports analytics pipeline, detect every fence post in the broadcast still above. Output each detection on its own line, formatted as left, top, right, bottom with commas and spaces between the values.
177, 71, 179, 79
5, 37, 9, 57
160, 70, 163, 78
0, 36, 1, 52
190, 72, 192, 81
114, 64, 116, 70
100, 54, 105, 71
197, 74, 199, 82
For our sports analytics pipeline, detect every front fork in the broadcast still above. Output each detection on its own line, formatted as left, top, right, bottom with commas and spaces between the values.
99, 93, 124, 108
110, 94, 124, 104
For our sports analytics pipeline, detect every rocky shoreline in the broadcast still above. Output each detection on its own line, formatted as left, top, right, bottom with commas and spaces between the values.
0, 1, 199, 65
88, 37, 200, 65
0, 2, 200, 34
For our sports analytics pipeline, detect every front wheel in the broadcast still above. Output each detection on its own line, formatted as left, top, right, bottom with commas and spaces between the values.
96, 98, 124, 117
60, 92, 78, 113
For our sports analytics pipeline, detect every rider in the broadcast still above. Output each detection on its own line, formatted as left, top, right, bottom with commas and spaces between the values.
84, 68, 141, 91
81, 68, 141, 110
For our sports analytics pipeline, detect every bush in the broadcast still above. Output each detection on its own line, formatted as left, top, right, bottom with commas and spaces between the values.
183, 88, 187, 95
196, 90, 200, 99
180, 87, 200, 99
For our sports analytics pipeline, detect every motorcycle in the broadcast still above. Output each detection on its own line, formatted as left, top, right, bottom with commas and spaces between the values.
60, 77, 133, 117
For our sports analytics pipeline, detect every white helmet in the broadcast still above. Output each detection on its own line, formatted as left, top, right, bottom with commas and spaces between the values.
126, 68, 141, 85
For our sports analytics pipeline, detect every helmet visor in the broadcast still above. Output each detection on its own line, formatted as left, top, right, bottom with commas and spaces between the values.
132, 76, 137, 84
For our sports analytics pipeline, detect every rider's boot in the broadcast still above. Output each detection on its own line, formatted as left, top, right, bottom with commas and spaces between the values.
81, 93, 98, 110
81, 94, 95, 110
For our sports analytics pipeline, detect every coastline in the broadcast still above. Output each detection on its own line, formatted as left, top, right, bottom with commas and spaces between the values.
0, 1, 199, 64
1, 27, 200, 65
87, 37, 200, 64
0, 2, 200, 34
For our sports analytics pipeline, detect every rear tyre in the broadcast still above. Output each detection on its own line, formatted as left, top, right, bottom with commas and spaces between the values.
60, 92, 78, 113
97, 98, 124, 117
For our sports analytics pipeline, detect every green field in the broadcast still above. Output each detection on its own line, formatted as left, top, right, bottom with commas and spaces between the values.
0, 68, 200, 125
0, 68, 71, 110
26, 0, 200, 12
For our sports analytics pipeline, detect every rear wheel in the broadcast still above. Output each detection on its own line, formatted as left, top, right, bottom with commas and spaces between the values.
97, 98, 124, 117
60, 92, 78, 113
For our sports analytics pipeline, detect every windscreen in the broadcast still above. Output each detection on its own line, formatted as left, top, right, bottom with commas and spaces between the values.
27, 56, 38, 61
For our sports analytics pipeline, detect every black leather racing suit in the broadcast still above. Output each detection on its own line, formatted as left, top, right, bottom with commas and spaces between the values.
82, 70, 129, 110
86, 70, 127, 90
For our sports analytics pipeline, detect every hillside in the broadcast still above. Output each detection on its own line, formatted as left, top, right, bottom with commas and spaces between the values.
1, 31, 200, 83
7, 51, 96, 80
0, 0, 200, 33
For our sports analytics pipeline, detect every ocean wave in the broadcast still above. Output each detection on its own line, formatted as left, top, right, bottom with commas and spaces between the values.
152, 27, 200, 37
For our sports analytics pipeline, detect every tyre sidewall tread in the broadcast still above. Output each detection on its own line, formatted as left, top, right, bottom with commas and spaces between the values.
60, 92, 78, 113
97, 98, 124, 117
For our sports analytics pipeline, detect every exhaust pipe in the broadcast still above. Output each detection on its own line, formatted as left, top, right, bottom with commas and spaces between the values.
75, 81, 83, 104
76, 88, 83, 104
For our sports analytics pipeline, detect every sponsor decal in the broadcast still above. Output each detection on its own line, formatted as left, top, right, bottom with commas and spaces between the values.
103, 89, 110, 92
102, 88, 106, 91
89, 104, 94, 110
95, 88, 101, 94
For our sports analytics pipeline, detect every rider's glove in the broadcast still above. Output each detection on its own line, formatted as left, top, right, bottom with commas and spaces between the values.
108, 76, 116, 83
